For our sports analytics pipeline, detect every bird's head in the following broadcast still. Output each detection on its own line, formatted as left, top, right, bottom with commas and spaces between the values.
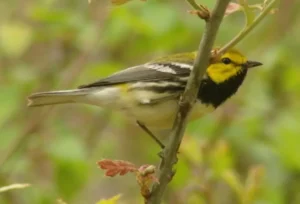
206, 49, 262, 84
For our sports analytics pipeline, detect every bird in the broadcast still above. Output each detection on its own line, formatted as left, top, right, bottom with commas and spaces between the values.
27, 49, 262, 148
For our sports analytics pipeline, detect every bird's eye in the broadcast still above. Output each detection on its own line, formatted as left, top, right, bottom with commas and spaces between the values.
222, 58, 231, 64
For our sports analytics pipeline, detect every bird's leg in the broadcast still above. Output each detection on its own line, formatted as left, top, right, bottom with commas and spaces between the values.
136, 121, 165, 149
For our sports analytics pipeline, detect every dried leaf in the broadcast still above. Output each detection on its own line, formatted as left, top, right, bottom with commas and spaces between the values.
97, 159, 137, 177
225, 2, 242, 16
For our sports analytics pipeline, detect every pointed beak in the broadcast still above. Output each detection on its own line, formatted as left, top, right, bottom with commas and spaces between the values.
244, 60, 263, 69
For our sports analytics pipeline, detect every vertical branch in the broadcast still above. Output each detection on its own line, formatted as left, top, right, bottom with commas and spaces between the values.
146, 0, 231, 203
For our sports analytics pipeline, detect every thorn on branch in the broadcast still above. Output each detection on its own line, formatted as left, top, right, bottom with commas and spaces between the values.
157, 151, 164, 159
170, 169, 176, 181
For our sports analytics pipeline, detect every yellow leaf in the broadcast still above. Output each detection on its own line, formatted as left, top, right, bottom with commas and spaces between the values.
209, 140, 233, 174
221, 170, 243, 200
56, 198, 68, 204
111, 0, 145, 6
243, 165, 265, 204
96, 194, 122, 204
0, 183, 31, 193
0, 22, 33, 57
111, 0, 133, 5
180, 137, 203, 164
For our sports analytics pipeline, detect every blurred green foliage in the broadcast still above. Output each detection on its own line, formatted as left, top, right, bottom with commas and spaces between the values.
0, 0, 300, 203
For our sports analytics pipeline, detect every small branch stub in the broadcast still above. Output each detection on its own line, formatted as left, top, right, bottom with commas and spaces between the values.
188, 5, 211, 21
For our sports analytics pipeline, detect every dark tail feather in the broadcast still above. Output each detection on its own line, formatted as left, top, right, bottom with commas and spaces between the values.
27, 89, 88, 107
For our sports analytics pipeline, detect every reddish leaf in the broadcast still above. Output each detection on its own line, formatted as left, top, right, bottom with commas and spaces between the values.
225, 2, 242, 16
97, 160, 158, 200
97, 159, 137, 177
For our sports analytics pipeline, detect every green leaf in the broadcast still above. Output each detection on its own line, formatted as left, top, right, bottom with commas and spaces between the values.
55, 160, 89, 199
273, 111, 300, 170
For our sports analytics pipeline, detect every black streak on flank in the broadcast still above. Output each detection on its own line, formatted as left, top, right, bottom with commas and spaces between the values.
198, 69, 248, 108
144, 85, 185, 93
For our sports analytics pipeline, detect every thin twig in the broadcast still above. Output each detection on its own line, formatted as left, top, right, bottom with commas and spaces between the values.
218, 0, 277, 55
146, 0, 231, 203
186, 0, 210, 21
238, 0, 255, 26
185, 0, 202, 10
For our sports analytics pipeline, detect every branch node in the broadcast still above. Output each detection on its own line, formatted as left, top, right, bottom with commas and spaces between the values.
157, 151, 164, 159
188, 5, 210, 21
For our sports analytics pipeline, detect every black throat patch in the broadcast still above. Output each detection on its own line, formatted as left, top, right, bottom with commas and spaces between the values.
198, 69, 248, 108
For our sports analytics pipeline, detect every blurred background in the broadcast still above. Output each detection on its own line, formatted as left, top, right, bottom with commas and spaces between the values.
0, 0, 299, 203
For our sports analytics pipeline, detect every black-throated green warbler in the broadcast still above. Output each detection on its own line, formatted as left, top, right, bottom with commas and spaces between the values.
27, 49, 262, 148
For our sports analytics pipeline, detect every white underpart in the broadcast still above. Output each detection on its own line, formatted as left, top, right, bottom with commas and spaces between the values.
131, 89, 170, 104
81, 87, 122, 107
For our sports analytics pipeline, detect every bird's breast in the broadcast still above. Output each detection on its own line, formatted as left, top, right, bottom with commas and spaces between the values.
126, 100, 215, 129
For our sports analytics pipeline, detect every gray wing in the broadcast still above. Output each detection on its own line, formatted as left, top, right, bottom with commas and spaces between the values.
78, 63, 191, 89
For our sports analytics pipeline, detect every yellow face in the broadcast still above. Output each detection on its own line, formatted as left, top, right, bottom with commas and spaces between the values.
207, 49, 248, 84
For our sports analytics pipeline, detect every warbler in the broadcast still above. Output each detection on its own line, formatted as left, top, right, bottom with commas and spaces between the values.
27, 49, 262, 148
